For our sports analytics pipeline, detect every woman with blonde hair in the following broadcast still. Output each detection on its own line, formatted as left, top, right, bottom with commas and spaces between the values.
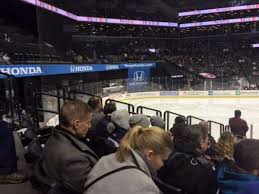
215, 132, 236, 162
215, 132, 236, 194
84, 126, 172, 194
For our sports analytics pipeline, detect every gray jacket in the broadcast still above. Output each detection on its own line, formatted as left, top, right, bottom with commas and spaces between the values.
84, 149, 161, 194
37, 126, 98, 193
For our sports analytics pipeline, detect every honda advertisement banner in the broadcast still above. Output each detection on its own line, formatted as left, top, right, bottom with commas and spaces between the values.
0, 63, 155, 79
128, 67, 150, 92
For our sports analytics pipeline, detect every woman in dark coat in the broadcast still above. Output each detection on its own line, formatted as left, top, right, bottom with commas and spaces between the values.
158, 124, 217, 194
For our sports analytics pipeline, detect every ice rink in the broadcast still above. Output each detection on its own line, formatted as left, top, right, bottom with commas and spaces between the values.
121, 97, 259, 140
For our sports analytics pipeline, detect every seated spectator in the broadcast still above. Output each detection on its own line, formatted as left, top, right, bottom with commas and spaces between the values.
0, 118, 26, 184
158, 124, 217, 194
33, 100, 98, 194
150, 116, 165, 130
217, 139, 259, 194
87, 97, 104, 132
84, 126, 172, 194
229, 110, 248, 138
107, 109, 130, 145
88, 102, 117, 157
214, 132, 235, 163
170, 116, 187, 137
199, 121, 216, 158
95, 102, 117, 138
129, 114, 150, 128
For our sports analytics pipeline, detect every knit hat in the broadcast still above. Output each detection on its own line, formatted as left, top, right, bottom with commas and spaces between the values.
129, 114, 150, 128
150, 116, 165, 129
110, 109, 130, 130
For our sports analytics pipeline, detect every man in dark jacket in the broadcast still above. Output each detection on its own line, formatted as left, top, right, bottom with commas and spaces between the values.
229, 110, 248, 137
34, 100, 98, 194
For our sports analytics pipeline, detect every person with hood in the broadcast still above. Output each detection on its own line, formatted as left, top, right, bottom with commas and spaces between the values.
129, 114, 150, 128
158, 124, 217, 194
84, 126, 173, 194
217, 139, 259, 194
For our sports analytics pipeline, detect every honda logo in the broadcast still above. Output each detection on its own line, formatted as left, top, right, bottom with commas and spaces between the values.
133, 71, 145, 82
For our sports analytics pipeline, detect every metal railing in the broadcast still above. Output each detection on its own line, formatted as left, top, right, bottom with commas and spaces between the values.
33, 92, 71, 128
136, 106, 162, 118
164, 111, 185, 131
208, 120, 225, 136
105, 99, 135, 115
68, 91, 103, 106
224, 125, 231, 133
186, 115, 204, 125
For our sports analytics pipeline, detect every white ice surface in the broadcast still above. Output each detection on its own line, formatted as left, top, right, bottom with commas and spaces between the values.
120, 98, 259, 140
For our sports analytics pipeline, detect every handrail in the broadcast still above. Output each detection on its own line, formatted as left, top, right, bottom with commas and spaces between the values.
68, 91, 103, 106
31, 91, 229, 138
33, 92, 71, 128
105, 99, 135, 115
207, 120, 225, 135
136, 106, 162, 117
224, 125, 231, 133
164, 111, 185, 131
186, 115, 204, 125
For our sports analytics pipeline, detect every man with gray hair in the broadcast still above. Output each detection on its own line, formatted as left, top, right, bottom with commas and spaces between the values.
34, 100, 98, 194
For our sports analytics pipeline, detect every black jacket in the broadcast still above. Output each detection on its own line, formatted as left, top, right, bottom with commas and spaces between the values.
0, 120, 17, 174
158, 133, 217, 194
158, 152, 217, 194
95, 117, 111, 138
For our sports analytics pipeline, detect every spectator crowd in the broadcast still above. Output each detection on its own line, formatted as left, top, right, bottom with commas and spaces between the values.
0, 98, 258, 194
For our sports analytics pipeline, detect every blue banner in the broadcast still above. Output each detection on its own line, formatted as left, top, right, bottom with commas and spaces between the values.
0, 63, 156, 79
128, 67, 150, 92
